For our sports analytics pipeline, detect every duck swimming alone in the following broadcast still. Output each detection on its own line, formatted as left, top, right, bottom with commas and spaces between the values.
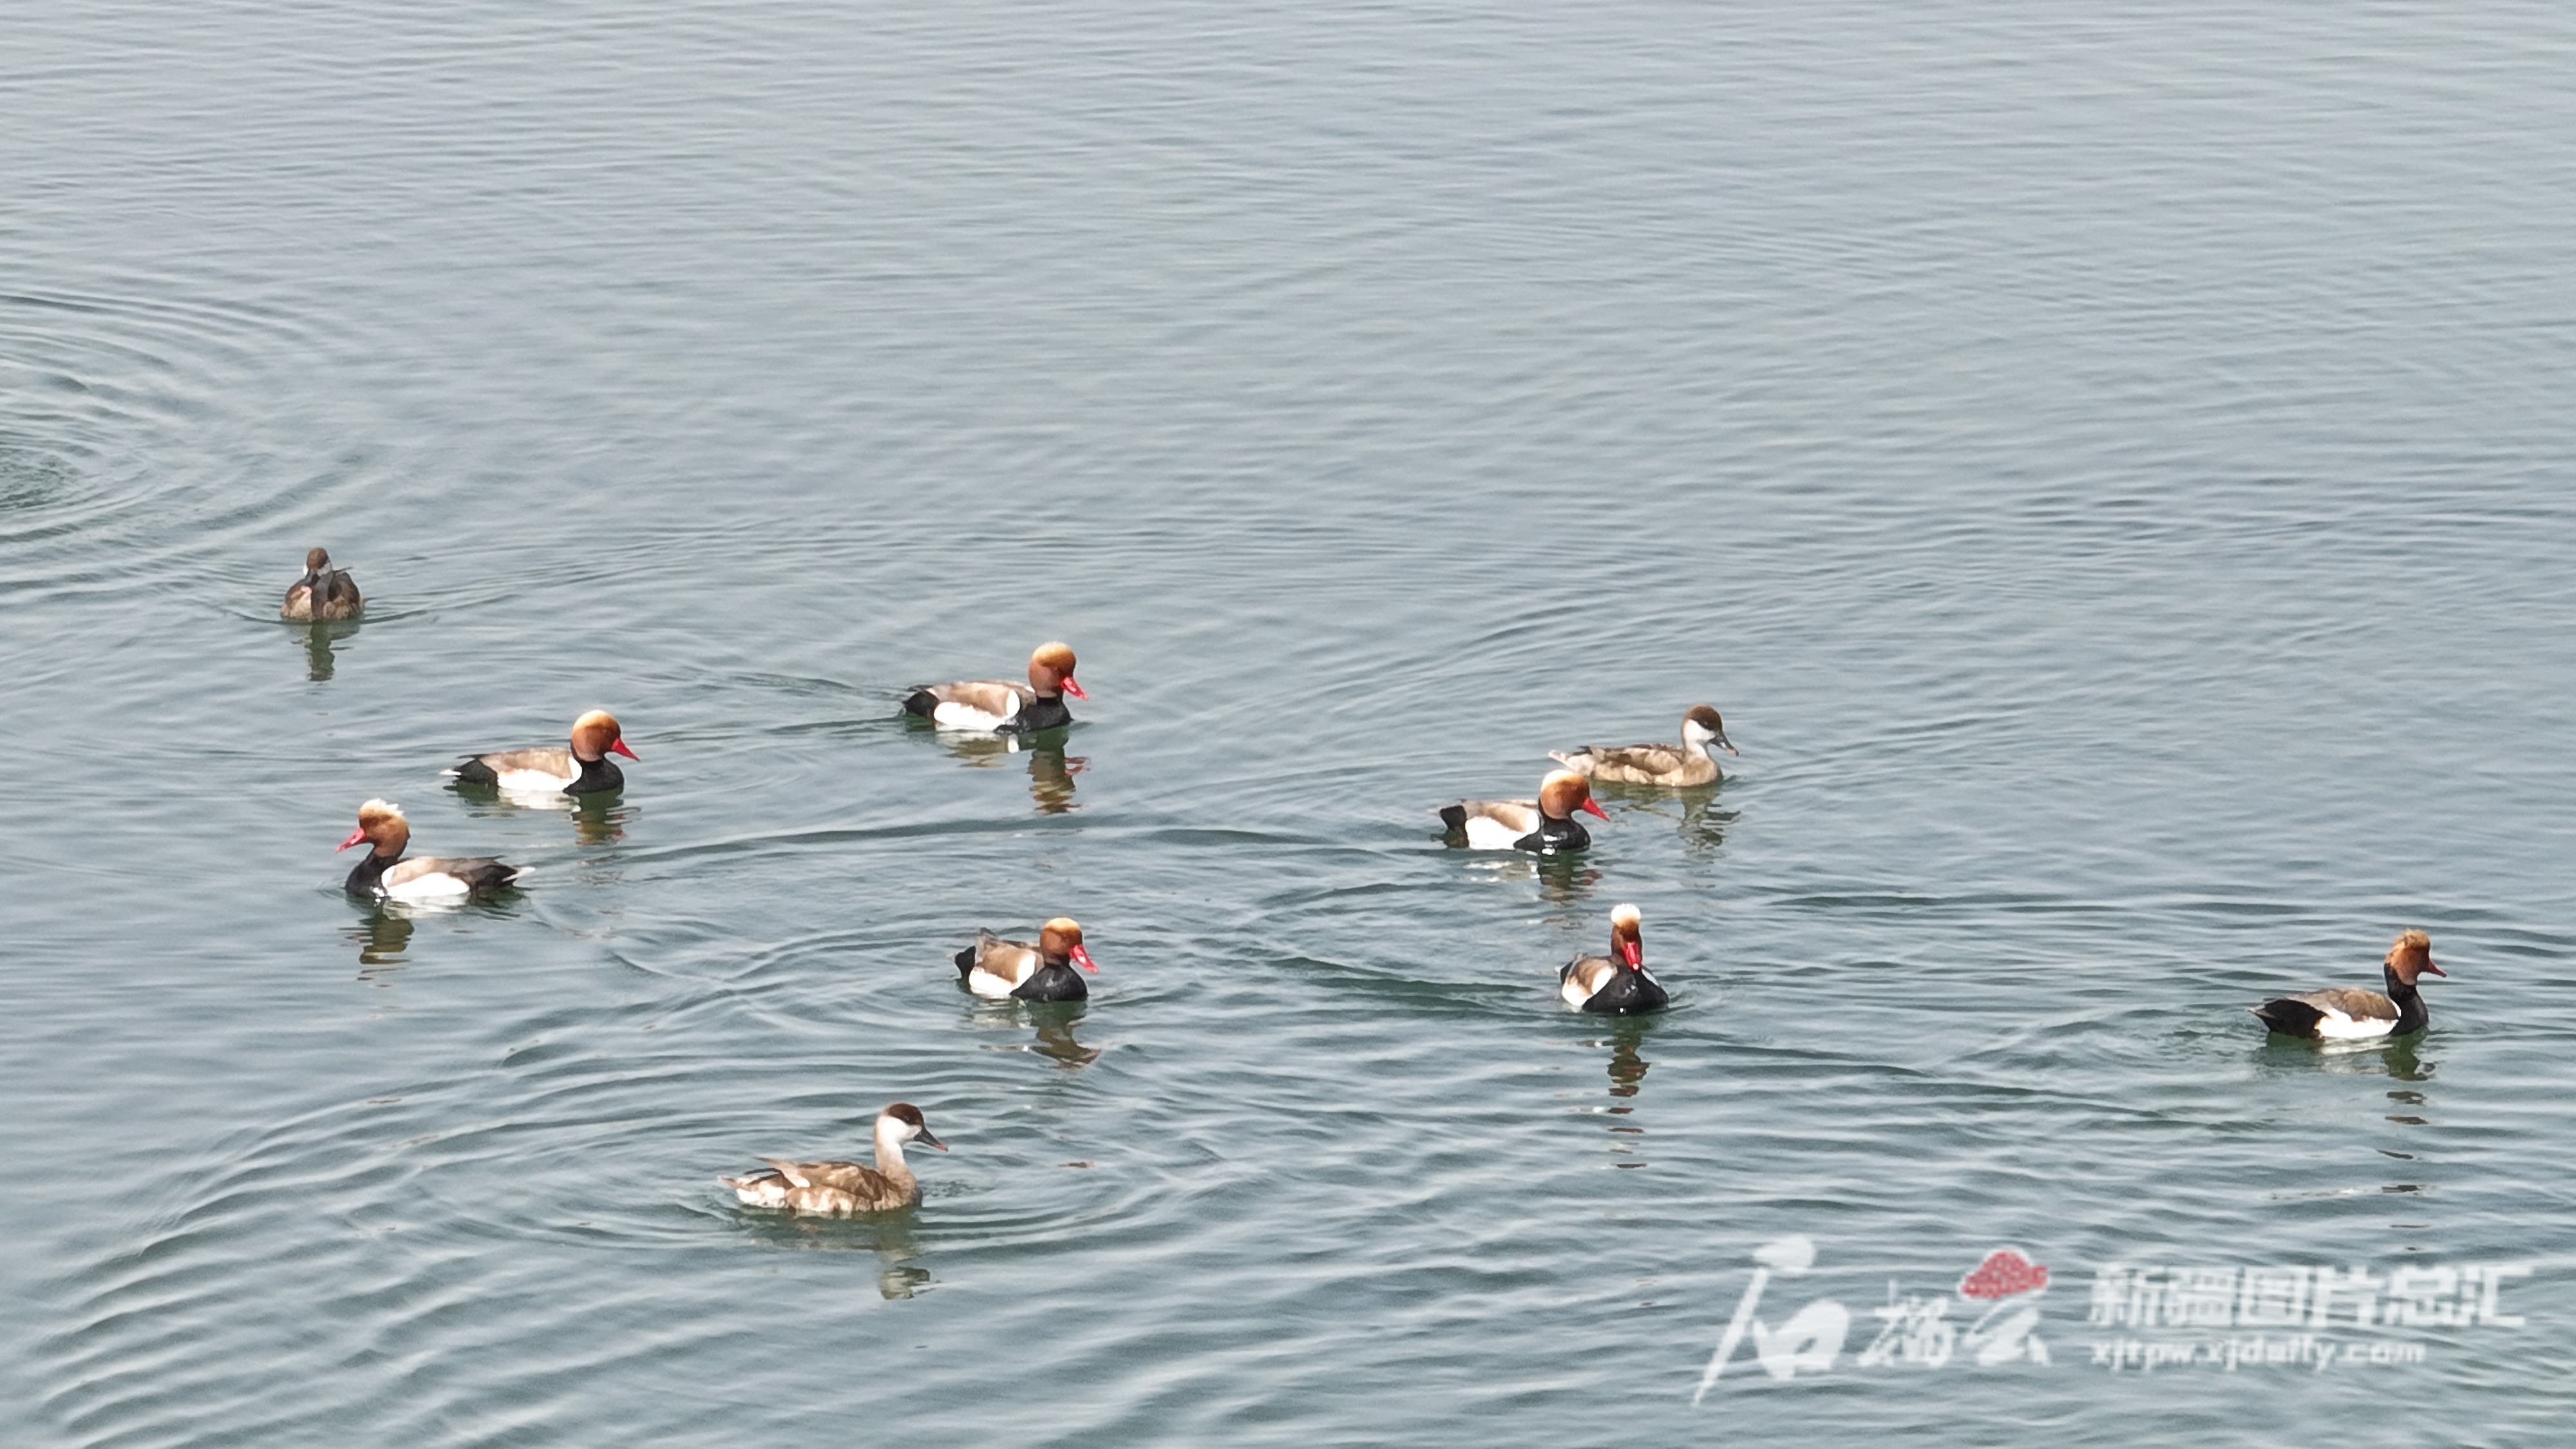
902, 641, 1084, 733
721, 1103, 947, 1214
446, 710, 638, 797
1549, 704, 1736, 787
279, 547, 363, 621
337, 799, 523, 900
956, 917, 1097, 1001
1439, 769, 1608, 853
2251, 930, 2447, 1040
1560, 903, 1669, 1014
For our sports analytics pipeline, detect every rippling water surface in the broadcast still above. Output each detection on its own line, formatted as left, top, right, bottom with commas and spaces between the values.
6, 2, 2574, 1443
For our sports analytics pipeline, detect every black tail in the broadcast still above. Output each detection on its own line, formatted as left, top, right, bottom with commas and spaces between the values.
1437, 804, 1467, 833
451, 757, 499, 786
2251, 999, 2320, 1036
901, 690, 939, 719
953, 942, 978, 979
459, 858, 522, 893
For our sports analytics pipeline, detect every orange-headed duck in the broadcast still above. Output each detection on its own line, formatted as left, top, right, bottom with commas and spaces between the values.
721, 1103, 947, 1213
956, 918, 1096, 1001
2252, 930, 2447, 1040
279, 547, 362, 621
447, 710, 638, 797
1439, 769, 1608, 853
337, 799, 523, 900
1551, 704, 1736, 787
1560, 904, 1669, 1014
903, 641, 1084, 733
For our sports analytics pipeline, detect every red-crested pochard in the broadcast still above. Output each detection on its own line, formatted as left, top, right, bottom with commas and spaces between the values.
2252, 930, 2447, 1040
721, 1103, 947, 1214
1438, 769, 1609, 853
1560, 904, 1669, 1014
279, 547, 362, 621
446, 710, 638, 797
902, 641, 1084, 732
337, 799, 523, 900
955, 918, 1097, 1001
1550, 704, 1736, 787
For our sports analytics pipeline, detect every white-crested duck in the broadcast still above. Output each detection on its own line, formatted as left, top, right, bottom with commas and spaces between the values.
337, 799, 522, 900
2252, 930, 2447, 1040
1550, 704, 1736, 787
903, 641, 1084, 732
956, 918, 1097, 1001
1560, 904, 1669, 1014
721, 1103, 947, 1213
1439, 769, 1609, 853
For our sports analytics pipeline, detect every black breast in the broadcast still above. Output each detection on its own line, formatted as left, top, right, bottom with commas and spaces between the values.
1515, 815, 1591, 854
1001, 695, 1073, 734
1581, 966, 1669, 1016
1010, 962, 1088, 1002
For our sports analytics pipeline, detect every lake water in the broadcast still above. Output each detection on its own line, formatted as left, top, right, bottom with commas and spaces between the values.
5, 2, 2573, 1442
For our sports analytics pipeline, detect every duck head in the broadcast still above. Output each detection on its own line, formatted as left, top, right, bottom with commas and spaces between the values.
1609, 903, 1644, 967
1028, 641, 1085, 701
880, 1102, 947, 1151
1040, 916, 1097, 972
337, 799, 410, 859
1538, 770, 1610, 823
570, 710, 639, 764
2385, 929, 2444, 985
1681, 704, 1737, 757
297, 546, 332, 589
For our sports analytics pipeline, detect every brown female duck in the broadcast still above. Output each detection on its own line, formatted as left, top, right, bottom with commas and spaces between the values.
721, 1104, 948, 1214
279, 547, 363, 621
1550, 704, 1736, 787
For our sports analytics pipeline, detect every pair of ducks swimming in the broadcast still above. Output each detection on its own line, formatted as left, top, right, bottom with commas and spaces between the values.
336, 710, 638, 900
721, 919, 1097, 1211
1439, 705, 1736, 853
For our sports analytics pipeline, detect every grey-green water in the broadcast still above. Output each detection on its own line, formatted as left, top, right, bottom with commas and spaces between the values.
5, 2, 2572, 1443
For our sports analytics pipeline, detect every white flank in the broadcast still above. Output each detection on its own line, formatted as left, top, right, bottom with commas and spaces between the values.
495, 767, 573, 793
384, 872, 472, 902
1560, 974, 1596, 1009
932, 699, 1011, 731
965, 966, 1021, 999
1461, 815, 1526, 850
2315, 1009, 2395, 1041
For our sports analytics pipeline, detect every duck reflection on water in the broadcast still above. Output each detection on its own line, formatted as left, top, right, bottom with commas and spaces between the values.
571, 796, 632, 846
918, 726, 1085, 814
967, 997, 1103, 1068
349, 907, 415, 978
1591, 1017, 1656, 1167
292, 618, 362, 683
732, 1206, 934, 1296
1582, 779, 1732, 857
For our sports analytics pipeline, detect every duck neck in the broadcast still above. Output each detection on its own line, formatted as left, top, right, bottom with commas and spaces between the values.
567, 753, 624, 795
1529, 813, 1589, 851
344, 847, 400, 895
2384, 966, 2429, 1034
873, 1122, 915, 1183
